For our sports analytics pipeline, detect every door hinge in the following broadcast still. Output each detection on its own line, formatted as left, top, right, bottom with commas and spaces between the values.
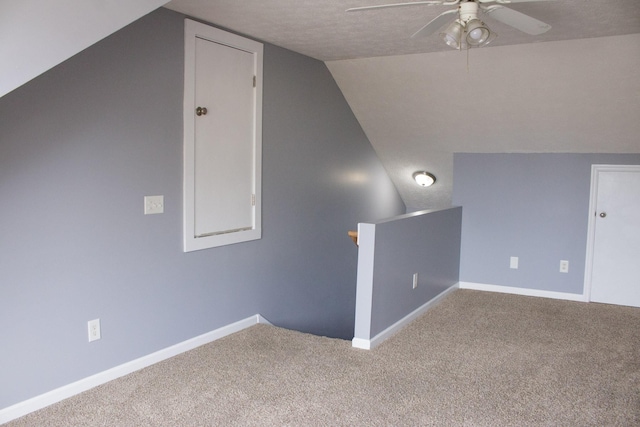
251, 194, 256, 206
253, 75, 256, 88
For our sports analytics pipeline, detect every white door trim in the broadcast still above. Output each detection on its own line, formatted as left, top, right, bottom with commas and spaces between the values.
182, 19, 263, 252
584, 164, 640, 302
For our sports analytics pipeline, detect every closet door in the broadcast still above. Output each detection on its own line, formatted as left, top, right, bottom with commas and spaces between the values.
183, 20, 263, 252
588, 165, 640, 307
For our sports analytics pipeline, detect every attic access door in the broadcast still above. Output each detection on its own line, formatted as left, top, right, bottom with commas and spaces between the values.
183, 20, 263, 252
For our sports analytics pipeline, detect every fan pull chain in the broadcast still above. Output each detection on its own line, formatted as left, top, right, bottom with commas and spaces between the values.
466, 45, 470, 73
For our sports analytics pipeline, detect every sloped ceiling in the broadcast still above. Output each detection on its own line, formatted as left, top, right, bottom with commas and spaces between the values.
165, 0, 640, 210
328, 35, 640, 208
0, 0, 169, 98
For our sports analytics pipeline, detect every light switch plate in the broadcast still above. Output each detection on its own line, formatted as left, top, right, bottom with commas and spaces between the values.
144, 195, 164, 215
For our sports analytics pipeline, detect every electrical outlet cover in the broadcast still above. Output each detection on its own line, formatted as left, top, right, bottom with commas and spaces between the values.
88, 319, 101, 342
510, 257, 519, 269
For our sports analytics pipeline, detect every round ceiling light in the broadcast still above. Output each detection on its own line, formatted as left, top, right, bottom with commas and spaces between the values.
413, 171, 436, 187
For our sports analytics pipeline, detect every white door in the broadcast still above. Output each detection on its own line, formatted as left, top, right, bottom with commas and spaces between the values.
194, 37, 255, 237
588, 165, 640, 307
182, 20, 263, 252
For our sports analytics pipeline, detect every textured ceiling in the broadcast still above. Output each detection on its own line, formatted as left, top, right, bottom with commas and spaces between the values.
164, 0, 640, 211
165, 0, 640, 61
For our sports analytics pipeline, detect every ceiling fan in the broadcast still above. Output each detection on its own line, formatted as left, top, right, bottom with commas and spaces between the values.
347, 0, 553, 50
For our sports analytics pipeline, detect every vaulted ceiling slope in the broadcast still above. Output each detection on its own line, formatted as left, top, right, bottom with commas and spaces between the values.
0, 0, 168, 98
328, 34, 640, 208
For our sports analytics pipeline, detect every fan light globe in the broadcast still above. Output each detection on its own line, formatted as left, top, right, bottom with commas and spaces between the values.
440, 21, 463, 49
413, 171, 436, 187
465, 19, 491, 46
443, 33, 458, 48
469, 28, 485, 41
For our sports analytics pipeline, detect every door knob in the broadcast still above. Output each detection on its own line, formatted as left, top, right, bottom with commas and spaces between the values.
195, 106, 208, 116
599, 212, 607, 218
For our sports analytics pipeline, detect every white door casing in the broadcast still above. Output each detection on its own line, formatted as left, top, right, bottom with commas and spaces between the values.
585, 165, 640, 307
183, 20, 263, 252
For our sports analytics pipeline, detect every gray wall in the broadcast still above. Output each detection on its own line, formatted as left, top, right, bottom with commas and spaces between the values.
452, 153, 640, 294
0, 8, 404, 409
355, 208, 461, 339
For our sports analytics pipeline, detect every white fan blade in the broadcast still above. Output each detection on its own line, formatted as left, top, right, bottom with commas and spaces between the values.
346, 1, 454, 13
483, 5, 551, 35
411, 9, 458, 38
492, 0, 555, 3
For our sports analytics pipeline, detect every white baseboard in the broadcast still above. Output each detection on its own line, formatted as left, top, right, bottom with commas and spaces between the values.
459, 282, 587, 302
351, 338, 372, 350
0, 314, 271, 425
351, 282, 587, 351
352, 285, 457, 350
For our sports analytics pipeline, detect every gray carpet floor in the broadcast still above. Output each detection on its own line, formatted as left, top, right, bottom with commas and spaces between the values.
7, 289, 640, 426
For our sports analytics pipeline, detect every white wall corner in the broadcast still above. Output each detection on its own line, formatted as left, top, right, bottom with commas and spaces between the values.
256, 314, 272, 325
351, 338, 372, 350
353, 223, 376, 342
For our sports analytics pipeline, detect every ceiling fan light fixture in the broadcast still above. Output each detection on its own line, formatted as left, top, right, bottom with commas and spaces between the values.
465, 19, 492, 47
348, 0, 552, 53
440, 20, 463, 49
